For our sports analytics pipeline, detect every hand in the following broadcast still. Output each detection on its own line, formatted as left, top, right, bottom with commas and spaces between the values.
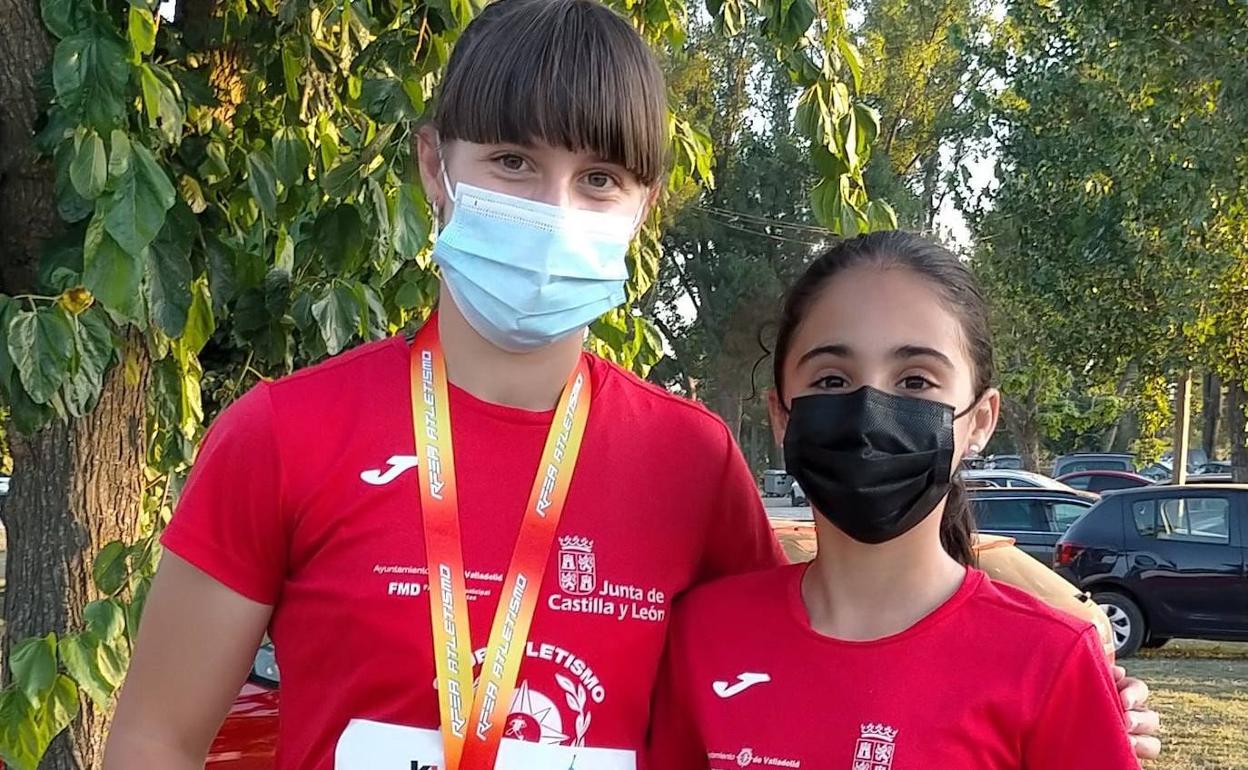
1113, 666, 1161, 761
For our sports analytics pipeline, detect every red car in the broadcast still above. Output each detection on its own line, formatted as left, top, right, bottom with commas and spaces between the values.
1057, 470, 1154, 495
207, 648, 279, 768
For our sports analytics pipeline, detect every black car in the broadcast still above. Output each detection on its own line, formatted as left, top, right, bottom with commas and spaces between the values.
969, 488, 1097, 563
1055, 485, 1248, 657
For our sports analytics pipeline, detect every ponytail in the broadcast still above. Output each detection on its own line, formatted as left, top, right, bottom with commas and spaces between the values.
940, 477, 977, 566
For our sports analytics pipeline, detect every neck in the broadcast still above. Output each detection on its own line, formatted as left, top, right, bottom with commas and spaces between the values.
802, 510, 967, 642
435, 285, 585, 411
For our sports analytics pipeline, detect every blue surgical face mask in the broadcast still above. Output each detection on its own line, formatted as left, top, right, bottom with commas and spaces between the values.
433, 161, 642, 352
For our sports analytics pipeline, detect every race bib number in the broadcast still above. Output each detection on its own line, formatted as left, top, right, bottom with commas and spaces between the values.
335, 719, 636, 770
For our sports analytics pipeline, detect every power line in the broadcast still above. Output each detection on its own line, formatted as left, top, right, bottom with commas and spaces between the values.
707, 218, 827, 248
694, 204, 833, 235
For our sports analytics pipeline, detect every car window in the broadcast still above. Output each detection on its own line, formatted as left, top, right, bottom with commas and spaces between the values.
974, 499, 1047, 532
1065, 476, 1093, 490
1089, 476, 1138, 492
1050, 502, 1088, 530
1005, 478, 1042, 488
1132, 497, 1230, 544
1066, 460, 1131, 473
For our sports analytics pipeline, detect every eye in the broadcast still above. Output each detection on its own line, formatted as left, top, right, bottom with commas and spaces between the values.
812, 374, 849, 390
494, 153, 528, 172
899, 375, 936, 391
583, 170, 620, 190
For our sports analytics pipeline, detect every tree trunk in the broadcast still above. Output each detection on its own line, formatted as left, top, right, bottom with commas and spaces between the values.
1201, 371, 1222, 460
1, 343, 148, 769
1228, 380, 1248, 484
1, 1, 151, 766
711, 386, 744, 443
0, 0, 57, 295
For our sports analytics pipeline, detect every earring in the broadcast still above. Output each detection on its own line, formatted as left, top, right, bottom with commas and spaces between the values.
970, 443, 982, 454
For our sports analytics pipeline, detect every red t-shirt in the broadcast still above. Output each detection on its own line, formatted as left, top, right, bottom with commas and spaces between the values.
646, 565, 1136, 770
162, 335, 784, 770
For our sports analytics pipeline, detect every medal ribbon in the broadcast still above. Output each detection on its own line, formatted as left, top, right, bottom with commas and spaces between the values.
410, 319, 592, 770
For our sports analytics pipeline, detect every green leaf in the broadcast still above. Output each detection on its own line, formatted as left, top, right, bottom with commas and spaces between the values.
102, 143, 175, 257
183, 277, 215, 354
84, 599, 126, 641
246, 151, 279, 220
138, 64, 183, 144
312, 284, 361, 355
273, 128, 311, 187
865, 199, 898, 233
314, 203, 366, 273
360, 77, 418, 123
127, 6, 156, 57
59, 633, 112, 709
281, 42, 301, 101
92, 541, 128, 595
69, 128, 107, 199
10, 635, 57, 709
41, 0, 83, 39
853, 103, 880, 157
7, 308, 75, 405
83, 211, 144, 322
107, 129, 131, 181
393, 183, 431, 259
810, 177, 840, 231
144, 204, 195, 336
63, 308, 115, 418
52, 29, 130, 131
837, 35, 864, 93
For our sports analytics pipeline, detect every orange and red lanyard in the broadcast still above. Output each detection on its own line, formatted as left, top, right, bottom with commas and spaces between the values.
409, 321, 592, 770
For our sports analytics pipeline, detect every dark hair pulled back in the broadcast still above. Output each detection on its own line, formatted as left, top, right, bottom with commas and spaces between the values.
773, 231, 995, 565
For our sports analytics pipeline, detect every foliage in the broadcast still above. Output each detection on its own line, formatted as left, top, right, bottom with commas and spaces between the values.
0, 0, 887, 762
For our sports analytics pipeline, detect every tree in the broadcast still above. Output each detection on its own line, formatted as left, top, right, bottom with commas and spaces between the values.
969, 0, 1248, 469
855, 0, 995, 232
0, 0, 883, 765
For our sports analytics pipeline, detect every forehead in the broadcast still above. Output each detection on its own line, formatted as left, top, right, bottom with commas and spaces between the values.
791, 265, 971, 363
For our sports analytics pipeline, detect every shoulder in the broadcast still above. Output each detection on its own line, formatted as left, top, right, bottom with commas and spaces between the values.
589, 355, 734, 447
672, 564, 800, 630
266, 336, 407, 404
969, 572, 1096, 647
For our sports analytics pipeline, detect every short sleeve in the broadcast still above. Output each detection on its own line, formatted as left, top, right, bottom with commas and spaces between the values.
1023, 626, 1137, 769
645, 613, 709, 770
161, 382, 288, 605
695, 431, 786, 583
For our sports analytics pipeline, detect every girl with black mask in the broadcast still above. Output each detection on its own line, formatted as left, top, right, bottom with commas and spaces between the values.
646, 232, 1150, 769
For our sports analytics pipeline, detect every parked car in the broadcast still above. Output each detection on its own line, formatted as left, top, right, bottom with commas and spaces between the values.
1058, 470, 1153, 494
790, 479, 808, 506
968, 488, 1097, 562
985, 454, 1023, 470
1054, 484, 1248, 657
1156, 473, 1236, 486
961, 469, 1092, 497
1200, 461, 1233, 475
1052, 453, 1135, 477
207, 647, 279, 767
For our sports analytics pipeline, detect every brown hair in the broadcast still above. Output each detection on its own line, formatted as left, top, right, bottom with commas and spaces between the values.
433, 0, 669, 186
773, 231, 996, 565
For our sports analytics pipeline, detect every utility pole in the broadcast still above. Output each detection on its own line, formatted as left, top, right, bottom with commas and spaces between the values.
1173, 371, 1194, 485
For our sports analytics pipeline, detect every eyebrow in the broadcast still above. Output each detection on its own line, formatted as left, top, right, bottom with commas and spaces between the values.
797, 343, 955, 369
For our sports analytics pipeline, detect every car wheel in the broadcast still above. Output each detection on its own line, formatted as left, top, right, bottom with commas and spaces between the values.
1094, 592, 1145, 658
1142, 636, 1170, 649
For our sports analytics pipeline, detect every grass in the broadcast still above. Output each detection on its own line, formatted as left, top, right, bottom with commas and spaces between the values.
1131, 642, 1248, 770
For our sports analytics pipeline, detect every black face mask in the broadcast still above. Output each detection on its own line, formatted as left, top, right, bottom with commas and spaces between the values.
783, 386, 971, 545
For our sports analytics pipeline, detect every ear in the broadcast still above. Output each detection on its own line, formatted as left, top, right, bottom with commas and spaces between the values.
967, 387, 1001, 455
415, 125, 447, 214
767, 388, 790, 449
